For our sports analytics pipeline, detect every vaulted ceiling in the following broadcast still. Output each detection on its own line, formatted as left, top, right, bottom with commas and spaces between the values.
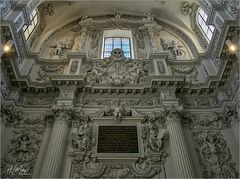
39, 0, 195, 31
34, 0, 203, 52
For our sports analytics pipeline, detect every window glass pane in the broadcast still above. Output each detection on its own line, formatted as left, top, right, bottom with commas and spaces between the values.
105, 38, 113, 44
197, 8, 215, 41
23, 25, 27, 31
24, 30, 30, 39
28, 24, 34, 34
209, 25, 215, 32
113, 38, 121, 43
22, 9, 38, 40
207, 30, 213, 40
198, 17, 203, 26
113, 44, 121, 49
122, 45, 130, 52
113, 38, 121, 49
199, 8, 205, 16
32, 19, 36, 26
32, 10, 37, 17
103, 36, 131, 58
203, 13, 207, 21
30, 14, 34, 20
33, 16, 38, 26
104, 44, 112, 52
124, 52, 131, 58
103, 52, 111, 58
122, 38, 130, 45
202, 23, 208, 33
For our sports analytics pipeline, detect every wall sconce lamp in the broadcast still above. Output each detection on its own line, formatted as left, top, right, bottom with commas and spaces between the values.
2, 40, 14, 53
225, 40, 238, 54
0, 40, 14, 59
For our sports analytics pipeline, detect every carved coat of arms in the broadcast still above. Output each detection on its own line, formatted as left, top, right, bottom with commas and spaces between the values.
87, 48, 149, 86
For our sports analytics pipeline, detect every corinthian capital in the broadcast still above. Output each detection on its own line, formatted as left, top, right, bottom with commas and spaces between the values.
165, 105, 182, 125
49, 106, 75, 125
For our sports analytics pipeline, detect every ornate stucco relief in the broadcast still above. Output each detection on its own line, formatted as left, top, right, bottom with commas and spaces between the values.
133, 29, 147, 59
181, 101, 238, 131
34, 64, 65, 82
69, 112, 168, 178
69, 61, 79, 74
182, 2, 193, 15
0, 0, 11, 18
86, 49, 149, 87
226, 0, 240, 19
49, 38, 74, 57
88, 30, 101, 58
171, 65, 198, 85
1, 128, 44, 178
192, 131, 239, 178
19, 92, 58, 106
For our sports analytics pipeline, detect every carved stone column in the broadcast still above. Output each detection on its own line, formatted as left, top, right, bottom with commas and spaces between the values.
166, 109, 195, 178
39, 109, 70, 178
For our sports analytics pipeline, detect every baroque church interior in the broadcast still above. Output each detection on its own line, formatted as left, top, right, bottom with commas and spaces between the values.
0, 0, 239, 178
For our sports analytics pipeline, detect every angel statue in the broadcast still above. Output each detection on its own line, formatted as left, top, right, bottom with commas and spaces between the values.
16, 134, 32, 162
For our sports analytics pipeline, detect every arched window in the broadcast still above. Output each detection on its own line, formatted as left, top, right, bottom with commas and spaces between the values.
197, 8, 215, 41
23, 9, 38, 40
102, 30, 134, 59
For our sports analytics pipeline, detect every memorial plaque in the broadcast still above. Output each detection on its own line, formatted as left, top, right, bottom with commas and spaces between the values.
97, 126, 139, 153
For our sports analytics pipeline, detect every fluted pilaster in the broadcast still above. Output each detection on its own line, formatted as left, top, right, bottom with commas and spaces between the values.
39, 117, 69, 178
231, 119, 239, 144
32, 126, 52, 178
166, 112, 195, 178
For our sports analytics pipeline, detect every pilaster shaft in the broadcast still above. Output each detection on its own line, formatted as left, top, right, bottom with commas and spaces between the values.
231, 120, 239, 144
39, 118, 69, 178
32, 126, 52, 178
166, 113, 195, 178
